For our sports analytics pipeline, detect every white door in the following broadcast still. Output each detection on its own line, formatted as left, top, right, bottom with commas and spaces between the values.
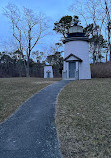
69, 62, 76, 78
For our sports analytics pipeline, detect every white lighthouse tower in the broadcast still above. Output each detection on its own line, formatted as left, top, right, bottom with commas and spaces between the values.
62, 20, 91, 80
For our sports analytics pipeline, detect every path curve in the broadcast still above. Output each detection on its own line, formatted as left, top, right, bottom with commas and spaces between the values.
0, 80, 70, 158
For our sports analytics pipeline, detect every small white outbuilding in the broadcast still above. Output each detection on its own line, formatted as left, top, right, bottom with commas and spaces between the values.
62, 24, 91, 80
44, 65, 53, 78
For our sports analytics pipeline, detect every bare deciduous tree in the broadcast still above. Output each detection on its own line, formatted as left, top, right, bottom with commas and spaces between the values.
4, 3, 48, 77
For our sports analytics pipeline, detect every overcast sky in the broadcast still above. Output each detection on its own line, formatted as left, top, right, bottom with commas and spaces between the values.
0, 0, 76, 53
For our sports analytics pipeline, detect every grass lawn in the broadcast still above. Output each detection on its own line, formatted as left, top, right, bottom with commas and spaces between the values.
0, 77, 61, 123
56, 78, 111, 158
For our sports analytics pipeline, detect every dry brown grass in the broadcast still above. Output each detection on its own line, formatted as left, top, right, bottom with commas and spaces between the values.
0, 77, 61, 122
56, 78, 111, 158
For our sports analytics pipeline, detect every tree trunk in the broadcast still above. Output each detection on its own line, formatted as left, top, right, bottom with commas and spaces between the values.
108, 26, 111, 62
26, 54, 30, 77
93, 43, 96, 64
26, 26, 32, 77
110, 44, 111, 62
105, 0, 111, 62
106, 53, 108, 62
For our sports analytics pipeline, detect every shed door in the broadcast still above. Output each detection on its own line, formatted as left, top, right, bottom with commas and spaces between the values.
69, 62, 76, 78
47, 72, 50, 78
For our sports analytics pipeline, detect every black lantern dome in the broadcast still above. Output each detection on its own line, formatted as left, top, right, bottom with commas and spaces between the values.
63, 24, 89, 44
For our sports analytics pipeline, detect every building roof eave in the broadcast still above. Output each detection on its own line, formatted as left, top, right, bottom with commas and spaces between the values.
63, 37, 89, 44
64, 53, 83, 62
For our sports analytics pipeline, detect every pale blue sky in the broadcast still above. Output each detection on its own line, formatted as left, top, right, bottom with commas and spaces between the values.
0, 0, 75, 52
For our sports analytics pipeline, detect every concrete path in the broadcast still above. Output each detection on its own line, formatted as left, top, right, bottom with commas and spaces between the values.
0, 80, 70, 158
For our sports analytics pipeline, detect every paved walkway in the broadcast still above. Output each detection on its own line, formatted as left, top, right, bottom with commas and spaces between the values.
0, 80, 70, 158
